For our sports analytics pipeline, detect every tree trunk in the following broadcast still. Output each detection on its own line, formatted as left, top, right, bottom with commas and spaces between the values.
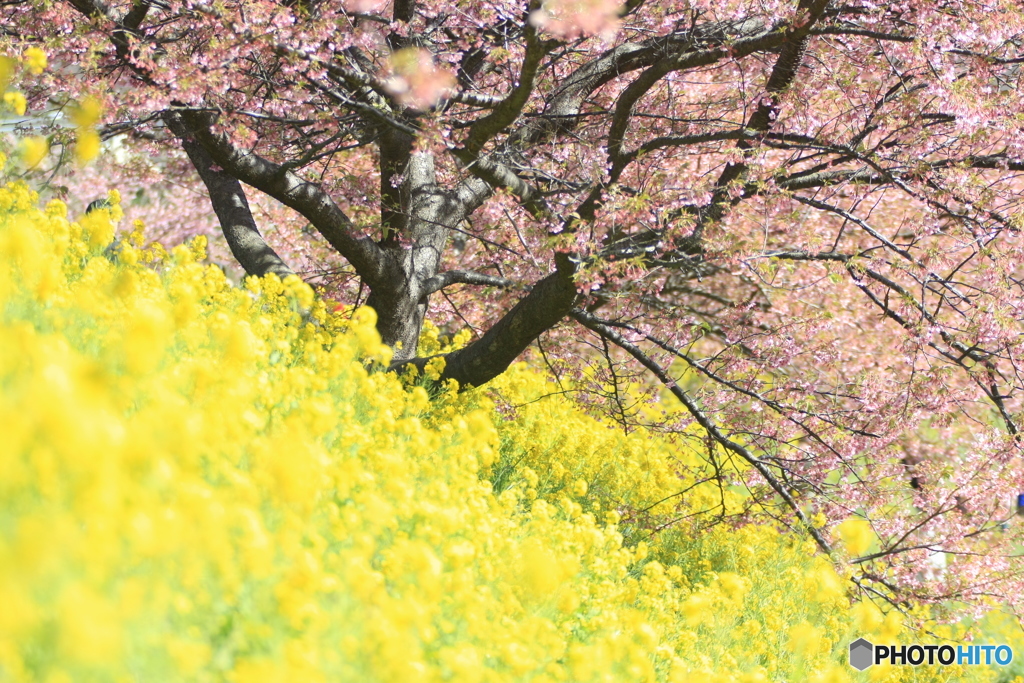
370, 149, 460, 361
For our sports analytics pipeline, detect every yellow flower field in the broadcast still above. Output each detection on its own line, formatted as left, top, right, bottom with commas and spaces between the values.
0, 181, 1020, 682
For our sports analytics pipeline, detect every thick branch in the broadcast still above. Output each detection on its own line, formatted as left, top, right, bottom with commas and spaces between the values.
606, 27, 787, 165
678, 0, 829, 234
379, 126, 414, 242
173, 110, 385, 285
462, 19, 553, 156
451, 148, 549, 219
164, 113, 294, 279
517, 18, 769, 145
398, 267, 578, 387
421, 270, 515, 295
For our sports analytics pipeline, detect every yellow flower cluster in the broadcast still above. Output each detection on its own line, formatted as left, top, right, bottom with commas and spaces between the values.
1, 50, 49, 169
68, 95, 103, 165
0, 180, 1018, 682
21, 47, 46, 75
2, 47, 98, 168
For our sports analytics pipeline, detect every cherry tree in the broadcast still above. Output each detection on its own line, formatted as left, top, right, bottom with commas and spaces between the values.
7, 0, 1024, 614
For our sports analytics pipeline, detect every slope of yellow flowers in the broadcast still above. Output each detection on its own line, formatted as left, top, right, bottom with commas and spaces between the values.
0, 180, 1020, 683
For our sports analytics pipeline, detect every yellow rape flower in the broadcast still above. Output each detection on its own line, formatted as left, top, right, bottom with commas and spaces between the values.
75, 129, 101, 165
835, 517, 874, 557
70, 95, 103, 128
0, 54, 13, 90
23, 46, 47, 74
851, 600, 884, 632
18, 136, 48, 168
424, 355, 446, 381
786, 620, 823, 659
189, 234, 208, 261
3, 91, 26, 115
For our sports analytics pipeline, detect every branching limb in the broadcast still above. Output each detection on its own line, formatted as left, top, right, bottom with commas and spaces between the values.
605, 27, 786, 169
165, 113, 295, 279
569, 307, 833, 555
516, 17, 770, 145
673, 0, 830, 235
769, 153, 1024, 194
64, 0, 385, 284
461, 15, 555, 156
450, 148, 550, 219
396, 267, 578, 388
172, 110, 386, 286
422, 270, 515, 295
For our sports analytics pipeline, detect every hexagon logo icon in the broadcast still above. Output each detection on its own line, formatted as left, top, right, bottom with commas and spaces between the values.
849, 638, 874, 670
